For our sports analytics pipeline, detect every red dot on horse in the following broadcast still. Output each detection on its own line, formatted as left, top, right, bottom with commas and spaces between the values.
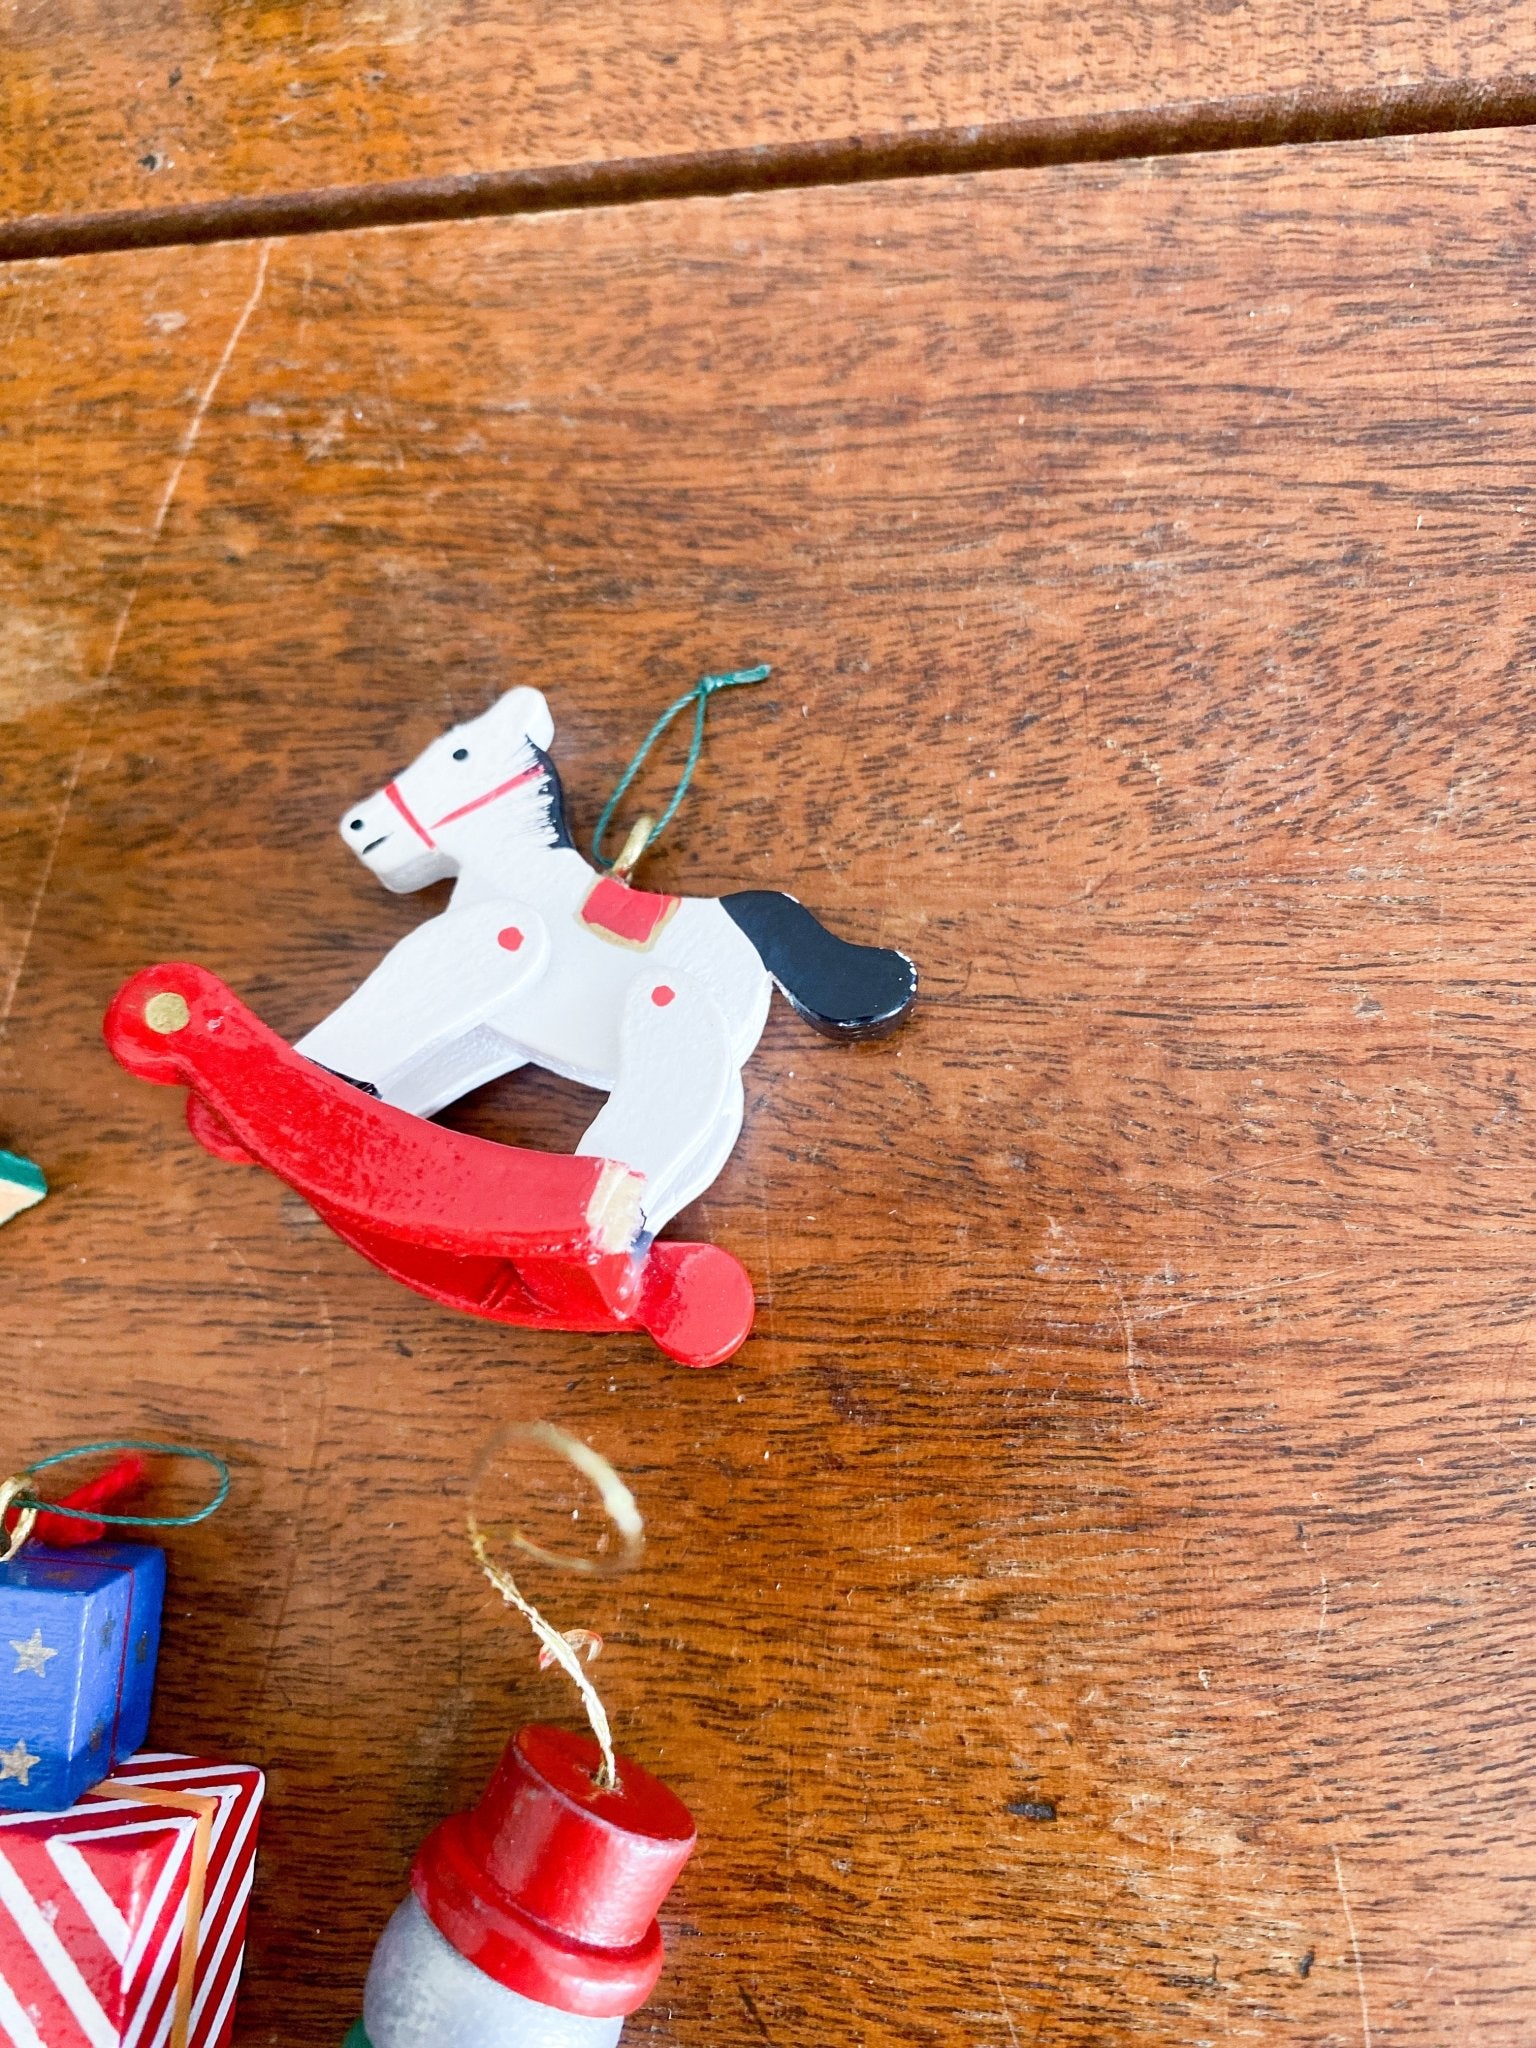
497, 927, 524, 952
652, 985, 676, 1007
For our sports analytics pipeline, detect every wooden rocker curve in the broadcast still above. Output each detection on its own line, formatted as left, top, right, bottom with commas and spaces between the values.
103, 963, 755, 1369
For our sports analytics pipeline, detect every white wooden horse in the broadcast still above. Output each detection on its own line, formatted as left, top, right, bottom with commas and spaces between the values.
296, 687, 916, 1244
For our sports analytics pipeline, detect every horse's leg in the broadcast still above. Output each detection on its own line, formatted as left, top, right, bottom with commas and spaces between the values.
646, 1069, 746, 1229
575, 968, 738, 1236
379, 1026, 531, 1119
294, 900, 549, 1107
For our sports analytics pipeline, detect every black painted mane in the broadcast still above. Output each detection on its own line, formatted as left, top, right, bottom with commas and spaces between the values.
530, 743, 575, 850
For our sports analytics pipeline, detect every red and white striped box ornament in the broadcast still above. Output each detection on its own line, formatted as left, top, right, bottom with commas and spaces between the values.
0, 1752, 264, 2048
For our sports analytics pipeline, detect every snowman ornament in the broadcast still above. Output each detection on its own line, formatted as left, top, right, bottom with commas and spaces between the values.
346, 1725, 695, 2048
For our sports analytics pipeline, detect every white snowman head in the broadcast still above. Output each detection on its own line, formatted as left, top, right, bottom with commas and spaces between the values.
363, 1896, 622, 2048
359, 1726, 694, 2048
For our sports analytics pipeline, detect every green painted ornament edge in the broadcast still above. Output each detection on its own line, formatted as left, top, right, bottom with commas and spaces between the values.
342, 2025, 372, 2048
0, 1148, 45, 1192
0, 1148, 46, 1226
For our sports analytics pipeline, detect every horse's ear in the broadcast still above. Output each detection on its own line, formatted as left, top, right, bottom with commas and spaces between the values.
484, 685, 554, 752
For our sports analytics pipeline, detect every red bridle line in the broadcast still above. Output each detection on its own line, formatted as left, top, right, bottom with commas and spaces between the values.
384, 781, 436, 850
429, 764, 543, 831
382, 762, 544, 849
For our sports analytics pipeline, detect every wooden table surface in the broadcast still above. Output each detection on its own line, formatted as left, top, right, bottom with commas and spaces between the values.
4, 8, 1536, 2044
4, 0, 1536, 249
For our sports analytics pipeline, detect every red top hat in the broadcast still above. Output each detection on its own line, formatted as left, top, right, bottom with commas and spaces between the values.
413, 1725, 697, 2018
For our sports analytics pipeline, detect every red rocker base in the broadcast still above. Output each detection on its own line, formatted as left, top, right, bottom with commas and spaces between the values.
103, 964, 754, 1368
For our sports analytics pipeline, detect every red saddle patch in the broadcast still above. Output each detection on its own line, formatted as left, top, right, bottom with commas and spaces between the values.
581, 875, 680, 949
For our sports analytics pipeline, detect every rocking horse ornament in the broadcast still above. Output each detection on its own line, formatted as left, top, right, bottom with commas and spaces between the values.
104, 669, 918, 1367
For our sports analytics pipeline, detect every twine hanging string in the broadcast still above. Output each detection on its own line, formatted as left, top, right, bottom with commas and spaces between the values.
468, 1422, 645, 1794
470, 1521, 620, 1791
0, 1477, 36, 1565
591, 664, 771, 876
0, 1440, 230, 1564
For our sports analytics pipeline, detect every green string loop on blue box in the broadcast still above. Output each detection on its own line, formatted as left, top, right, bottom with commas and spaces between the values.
15, 1439, 230, 1526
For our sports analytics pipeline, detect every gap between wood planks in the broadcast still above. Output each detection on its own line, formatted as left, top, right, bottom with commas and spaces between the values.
3, 73, 1535, 264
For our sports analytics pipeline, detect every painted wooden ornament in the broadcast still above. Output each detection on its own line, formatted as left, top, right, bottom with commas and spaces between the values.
0, 1450, 251, 2042
0, 1445, 228, 1816
104, 684, 918, 1367
0, 1752, 266, 2048
344, 1724, 695, 2048
0, 1542, 165, 1811
0, 1150, 45, 1229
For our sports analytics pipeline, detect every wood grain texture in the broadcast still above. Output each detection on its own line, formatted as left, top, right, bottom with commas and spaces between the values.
4, 130, 1536, 2042
2, 0, 1536, 230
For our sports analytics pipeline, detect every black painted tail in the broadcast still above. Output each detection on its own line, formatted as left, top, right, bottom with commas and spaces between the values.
721, 890, 917, 1041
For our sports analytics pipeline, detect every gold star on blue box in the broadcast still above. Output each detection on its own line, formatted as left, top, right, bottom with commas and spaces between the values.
0, 1544, 165, 1810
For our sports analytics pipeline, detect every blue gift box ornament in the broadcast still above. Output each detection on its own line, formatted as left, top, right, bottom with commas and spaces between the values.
0, 1543, 165, 1811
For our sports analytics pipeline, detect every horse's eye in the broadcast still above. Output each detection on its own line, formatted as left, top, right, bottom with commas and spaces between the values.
452, 747, 469, 761
349, 819, 365, 831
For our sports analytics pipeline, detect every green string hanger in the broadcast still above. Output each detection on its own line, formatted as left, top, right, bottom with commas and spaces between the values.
12, 1440, 230, 1527
591, 665, 771, 875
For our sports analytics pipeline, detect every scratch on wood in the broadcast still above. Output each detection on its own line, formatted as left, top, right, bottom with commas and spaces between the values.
1, 240, 274, 1034
1135, 1267, 1355, 1322
1332, 1846, 1373, 2048
1100, 1276, 1145, 1404
991, 1958, 1022, 2048
207, 1230, 271, 1300
98, 236, 274, 688
0, 271, 32, 352
1121, 1320, 1142, 1404
252, 1308, 331, 1711
0, 739, 84, 1036
739, 1984, 773, 2042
